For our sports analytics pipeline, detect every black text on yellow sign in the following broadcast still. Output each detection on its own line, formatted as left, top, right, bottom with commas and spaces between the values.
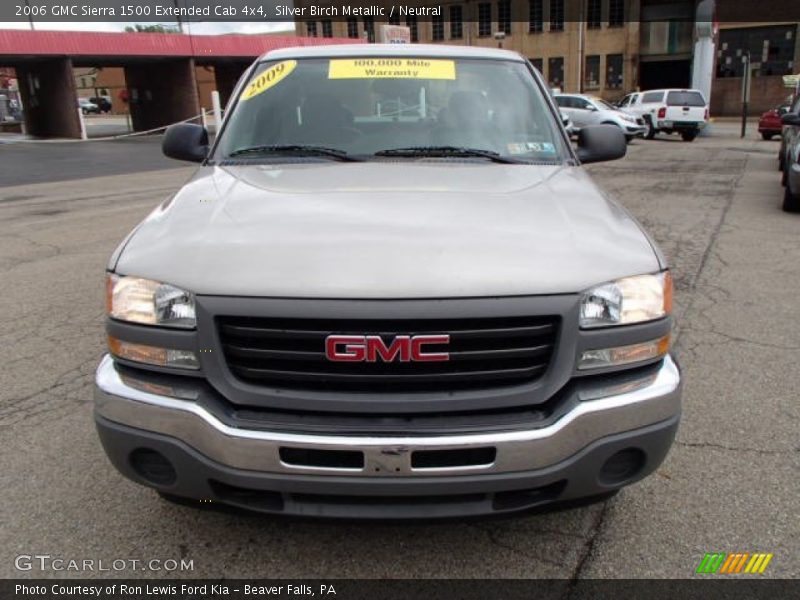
241, 60, 297, 101
328, 58, 457, 80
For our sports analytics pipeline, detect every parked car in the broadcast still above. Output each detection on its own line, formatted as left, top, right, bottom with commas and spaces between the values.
779, 94, 800, 180
626, 89, 709, 141
89, 96, 112, 113
95, 45, 680, 518
78, 98, 99, 115
758, 104, 789, 140
616, 92, 640, 111
560, 110, 576, 137
780, 96, 800, 212
554, 93, 646, 142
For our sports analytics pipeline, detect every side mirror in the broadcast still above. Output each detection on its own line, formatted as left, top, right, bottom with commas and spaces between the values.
587, 105, 599, 112
781, 113, 800, 126
576, 124, 627, 164
162, 123, 208, 162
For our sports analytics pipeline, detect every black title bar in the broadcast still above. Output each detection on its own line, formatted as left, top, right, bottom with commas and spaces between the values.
3, 0, 800, 23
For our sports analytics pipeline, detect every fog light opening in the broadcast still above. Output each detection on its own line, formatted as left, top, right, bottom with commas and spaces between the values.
129, 448, 177, 486
599, 448, 646, 486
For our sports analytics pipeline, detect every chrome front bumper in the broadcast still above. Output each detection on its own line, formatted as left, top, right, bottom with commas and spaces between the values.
94, 354, 681, 479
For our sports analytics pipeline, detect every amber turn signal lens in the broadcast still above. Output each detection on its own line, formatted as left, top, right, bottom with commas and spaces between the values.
107, 336, 199, 370
578, 334, 671, 370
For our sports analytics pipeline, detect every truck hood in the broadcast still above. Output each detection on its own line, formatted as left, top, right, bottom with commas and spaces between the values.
113, 162, 661, 298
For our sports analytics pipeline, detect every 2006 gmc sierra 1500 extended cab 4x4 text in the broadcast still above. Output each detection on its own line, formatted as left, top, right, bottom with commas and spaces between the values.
94, 45, 681, 519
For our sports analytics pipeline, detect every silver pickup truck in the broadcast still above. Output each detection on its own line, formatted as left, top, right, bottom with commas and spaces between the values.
95, 45, 681, 519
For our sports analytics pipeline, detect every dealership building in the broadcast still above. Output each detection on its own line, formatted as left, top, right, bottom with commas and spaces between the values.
295, 0, 800, 114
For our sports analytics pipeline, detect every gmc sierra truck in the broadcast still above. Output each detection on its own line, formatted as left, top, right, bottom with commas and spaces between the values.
95, 45, 681, 518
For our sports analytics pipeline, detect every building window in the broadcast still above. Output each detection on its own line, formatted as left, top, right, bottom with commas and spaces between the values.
498, 0, 512, 35
363, 17, 375, 42
406, 16, 418, 42
606, 54, 623, 89
548, 56, 564, 88
609, 0, 624, 27
306, 21, 317, 37
530, 58, 544, 74
587, 0, 601, 29
529, 0, 543, 33
550, 0, 564, 32
388, 14, 400, 25
432, 13, 445, 40
346, 18, 358, 38
716, 25, 797, 78
450, 5, 463, 39
584, 55, 601, 89
321, 20, 333, 38
478, 3, 492, 37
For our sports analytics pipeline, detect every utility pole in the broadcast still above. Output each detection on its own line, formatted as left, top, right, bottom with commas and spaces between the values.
577, 1, 585, 93
174, 0, 184, 34
23, 0, 35, 30
465, 0, 472, 46
740, 51, 751, 138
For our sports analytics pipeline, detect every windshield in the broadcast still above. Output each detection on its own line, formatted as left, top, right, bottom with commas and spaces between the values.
667, 91, 705, 107
217, 57, 567, 163
593, 98, 617, 111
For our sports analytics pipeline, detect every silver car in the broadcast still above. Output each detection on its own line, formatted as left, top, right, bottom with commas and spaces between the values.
555, 93, 646, 142
95, 45, 680, 519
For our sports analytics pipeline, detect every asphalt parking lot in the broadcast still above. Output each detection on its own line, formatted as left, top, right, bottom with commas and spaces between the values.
0, 123, 797, 579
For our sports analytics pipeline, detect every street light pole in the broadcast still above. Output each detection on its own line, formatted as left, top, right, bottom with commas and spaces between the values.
24, 0, 35, 30
740, 51, 751, 139
577, 1, 585, 93
174, 0, 184, 34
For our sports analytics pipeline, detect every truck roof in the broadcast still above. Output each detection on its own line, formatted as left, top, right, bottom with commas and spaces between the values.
259, 43, 526, 63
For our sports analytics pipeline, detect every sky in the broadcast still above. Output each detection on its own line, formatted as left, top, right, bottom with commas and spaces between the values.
0, 21, 294, 34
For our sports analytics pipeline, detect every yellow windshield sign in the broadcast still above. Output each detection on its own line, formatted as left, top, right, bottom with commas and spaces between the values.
328, 58, 456, 80
241, 60, 297, 101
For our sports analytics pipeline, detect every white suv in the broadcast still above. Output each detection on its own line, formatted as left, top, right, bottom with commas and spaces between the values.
622, 89, 709, 142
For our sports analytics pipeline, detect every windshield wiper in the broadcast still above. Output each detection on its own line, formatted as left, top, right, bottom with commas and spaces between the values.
228, 145, 362, 161
374, 146, 525, 164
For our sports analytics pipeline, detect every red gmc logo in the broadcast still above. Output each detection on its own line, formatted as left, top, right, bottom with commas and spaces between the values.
325, 335, 450, 362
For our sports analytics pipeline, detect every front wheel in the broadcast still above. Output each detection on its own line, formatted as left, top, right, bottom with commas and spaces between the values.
681, 131, 697, 142
784, 185, 800, 213
761, 132, 773, 141
644, 117, 656, 140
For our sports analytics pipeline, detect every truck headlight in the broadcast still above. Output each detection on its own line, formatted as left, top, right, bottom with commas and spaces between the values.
580, 271, 672, 329
106, 274, 196, 329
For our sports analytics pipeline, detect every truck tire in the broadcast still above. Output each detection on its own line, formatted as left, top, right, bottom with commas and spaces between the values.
681, 131, 697, 142
644, 117, 656, 140
783, 186, 800, 213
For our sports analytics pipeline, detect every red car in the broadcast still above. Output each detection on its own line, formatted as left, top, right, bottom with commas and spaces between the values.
759, 105, 789, 140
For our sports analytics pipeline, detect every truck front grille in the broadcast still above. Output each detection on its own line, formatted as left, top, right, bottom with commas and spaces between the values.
217, 315, 559, 392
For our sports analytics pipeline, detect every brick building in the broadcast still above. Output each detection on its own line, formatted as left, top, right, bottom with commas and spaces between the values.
294, 0, 800, 113
296, 0, 642, 101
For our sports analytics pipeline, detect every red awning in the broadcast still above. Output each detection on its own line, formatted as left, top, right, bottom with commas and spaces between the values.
0, 29, 358, 61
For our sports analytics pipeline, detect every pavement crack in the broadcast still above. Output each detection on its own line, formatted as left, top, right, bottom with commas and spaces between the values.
562, 501, 609, 596
675, 441, 796, 455
469, 523, 566, 568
